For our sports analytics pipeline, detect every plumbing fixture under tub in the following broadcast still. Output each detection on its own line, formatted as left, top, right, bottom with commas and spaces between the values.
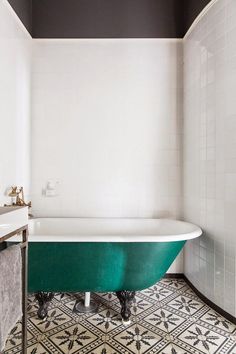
9, 217, 202, 323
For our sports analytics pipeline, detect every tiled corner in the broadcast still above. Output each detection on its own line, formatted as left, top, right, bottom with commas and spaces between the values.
183, 0, 236, 319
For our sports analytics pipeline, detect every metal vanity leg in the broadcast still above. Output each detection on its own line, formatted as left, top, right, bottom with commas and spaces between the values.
116, 290, 136, 324
35, 292, 54, 319
22, 228, 28, 354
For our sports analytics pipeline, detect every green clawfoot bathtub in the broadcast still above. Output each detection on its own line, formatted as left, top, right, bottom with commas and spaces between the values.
11, 218, 202, 322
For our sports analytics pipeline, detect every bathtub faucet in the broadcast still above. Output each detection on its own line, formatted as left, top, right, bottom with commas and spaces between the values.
5, 186, 31, 208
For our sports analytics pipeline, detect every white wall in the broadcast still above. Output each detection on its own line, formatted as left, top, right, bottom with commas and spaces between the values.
3, 0, 236, 300
0, 0, 31, 205
183, 0, 236, 316
31, 39, 183, 221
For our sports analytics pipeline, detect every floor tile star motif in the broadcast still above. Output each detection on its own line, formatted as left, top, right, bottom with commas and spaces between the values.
4, 322, 34, 352
168, 295, 204, 315
143, 285, 173, 302
200, 310, 236, 333
87, 309, 120, 332
29, 307, 71, 333
144, 308, 185, 333
114, 324, 161, 354
5, 324, 22, 349
49, 323, 98, 354
178, 323, 227, 354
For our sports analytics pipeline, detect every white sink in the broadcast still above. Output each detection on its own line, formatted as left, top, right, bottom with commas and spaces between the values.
0, 207, 28, 238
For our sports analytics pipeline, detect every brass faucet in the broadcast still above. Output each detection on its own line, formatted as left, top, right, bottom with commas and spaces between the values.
5, 186, 31, 208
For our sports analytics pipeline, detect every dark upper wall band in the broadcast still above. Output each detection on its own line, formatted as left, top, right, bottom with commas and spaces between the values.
8, 0, 211, 38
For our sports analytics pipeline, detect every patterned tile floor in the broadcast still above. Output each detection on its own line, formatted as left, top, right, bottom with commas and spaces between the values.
4, 278, 236, 354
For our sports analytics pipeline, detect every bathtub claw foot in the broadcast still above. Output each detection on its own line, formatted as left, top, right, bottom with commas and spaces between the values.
35, 292, 54, 319
122, 318, 131, 326
116, 290, 135, 323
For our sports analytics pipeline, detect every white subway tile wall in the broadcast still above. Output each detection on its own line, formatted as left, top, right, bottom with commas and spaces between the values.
183, 0, 236, 316
0, 0, 31, 205
31, 39, 183, 219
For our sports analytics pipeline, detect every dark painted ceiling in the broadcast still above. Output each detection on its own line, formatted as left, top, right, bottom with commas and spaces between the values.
8, 0, 211, 38
32, 0, 184, 38
183, 0, 210, 33
7, 0, 32, 34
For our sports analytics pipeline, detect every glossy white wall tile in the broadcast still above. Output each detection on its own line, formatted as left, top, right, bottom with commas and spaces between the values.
31, 39, 183, 220
183, 0, 236, 316
0, 0, 31, 205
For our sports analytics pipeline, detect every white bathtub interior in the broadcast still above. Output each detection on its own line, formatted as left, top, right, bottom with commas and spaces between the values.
22, 218, 201, 242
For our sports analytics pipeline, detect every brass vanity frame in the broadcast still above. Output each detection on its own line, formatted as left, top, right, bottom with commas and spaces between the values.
0, 225, 28, 354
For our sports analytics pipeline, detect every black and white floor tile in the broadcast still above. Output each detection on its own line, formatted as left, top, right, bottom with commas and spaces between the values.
4, 278, 236, 354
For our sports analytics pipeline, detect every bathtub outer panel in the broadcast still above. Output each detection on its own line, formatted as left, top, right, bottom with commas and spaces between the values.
28, 241, 185, 293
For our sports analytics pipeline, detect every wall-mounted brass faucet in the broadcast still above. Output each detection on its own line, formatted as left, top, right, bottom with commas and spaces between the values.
5, 186, 31, 208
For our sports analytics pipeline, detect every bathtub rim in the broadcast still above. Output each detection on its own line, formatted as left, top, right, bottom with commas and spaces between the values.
7, 217, 202, 242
